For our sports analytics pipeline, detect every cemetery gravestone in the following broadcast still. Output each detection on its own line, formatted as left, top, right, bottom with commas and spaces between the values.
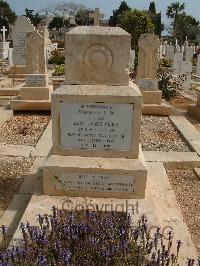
175, 45, 181, 53
10, 30, 53, 110
136, 33, 162, 105
185, 47, 193, 61
173, 52, 183, 74
130, 50, 135, 69
180, 61, 192, 90
43, 26, 147, 198
165, 45, 174, 60
8, 16, 35, 79
196, 54, 200, 77
0, 26, 10, 59
89, 8, 104, 26
8, 48, 13, 66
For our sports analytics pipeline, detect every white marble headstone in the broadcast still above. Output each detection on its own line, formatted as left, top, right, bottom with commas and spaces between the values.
185, 47, 193, 61
13, 16, 35, 65
173, 52, 183, 74
165, 45, 174, 60
130, 50, 135, 69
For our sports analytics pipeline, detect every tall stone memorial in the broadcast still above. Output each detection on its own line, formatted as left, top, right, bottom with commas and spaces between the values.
10, 30, 53, 110
43, 27, 147, 198
136, 33, 162, 105
8, 16, 35, 79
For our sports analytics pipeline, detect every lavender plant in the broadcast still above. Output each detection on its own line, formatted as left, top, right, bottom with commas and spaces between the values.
0, 207, 199, 265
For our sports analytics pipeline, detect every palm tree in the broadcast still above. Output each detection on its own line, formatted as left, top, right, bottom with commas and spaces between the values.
166, 1, 185, 38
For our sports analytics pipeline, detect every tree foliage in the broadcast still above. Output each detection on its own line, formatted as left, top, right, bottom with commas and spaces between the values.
109, 1, 131, 26
0, 0, 16, 37
119, 9, 154, 50
175, 14, 200, 43
40, 1, 86, 17
166, 1, 200, 42
149, 2, 156, 14
75, 8, 93, 26
166, 1, 185, 37
48, 16, 69, 31
24, 8, 42, 27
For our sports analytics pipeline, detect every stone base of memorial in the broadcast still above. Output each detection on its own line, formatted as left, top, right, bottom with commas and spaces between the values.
10, 74, 53, 111
8, 65, 26, 79
43, 149, 147, 199
188, 88, 200, 120
0, 42, 9, 59
136, 78, 162, 105
43, 82, 148, 198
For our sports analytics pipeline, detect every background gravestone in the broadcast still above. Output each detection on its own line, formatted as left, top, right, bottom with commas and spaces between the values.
136, 33, 162, 105
13, 16, 35, 66
10, 30, 53, 110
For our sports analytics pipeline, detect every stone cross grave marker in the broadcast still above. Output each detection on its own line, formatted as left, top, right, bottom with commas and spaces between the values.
137, 33, 159, 80
13, 16, 35, 65
1, 26, 7, 42
89, 8, 104, 26
26, 31, 46, 75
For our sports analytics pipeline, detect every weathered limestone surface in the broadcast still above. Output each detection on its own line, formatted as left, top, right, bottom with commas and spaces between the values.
12, 16, 35, 66
65, 27, 131, 86
52, 83, 142, 159
44, 26, 147, 198
43, 149, 147, 199
136, 33, 162, 107
11, 30, 52, 110
137, 33, 159, 81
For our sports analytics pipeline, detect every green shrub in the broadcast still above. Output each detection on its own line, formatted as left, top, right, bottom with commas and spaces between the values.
52, 64, 65, 76
48, 50, 65, 65
159, 58, 172, 68
158, 67, 187, 101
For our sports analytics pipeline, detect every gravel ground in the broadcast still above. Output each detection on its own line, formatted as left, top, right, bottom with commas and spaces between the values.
0, 156, 34, 218
167, 169, 200, 255
0, 112, 51, 146
0, 79, 22, 88
140, 116, 191, 152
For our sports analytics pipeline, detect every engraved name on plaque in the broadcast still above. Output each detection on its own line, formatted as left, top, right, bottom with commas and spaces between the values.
56, 173, 135, 193
60, 102, 133, 150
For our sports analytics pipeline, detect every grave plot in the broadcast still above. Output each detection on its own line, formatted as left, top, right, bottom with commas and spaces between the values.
0, 156, 34, 218
166, 168, 200, 254
140, 115, 191, 152
169, 95, 195, 111
0, 112, 51, 146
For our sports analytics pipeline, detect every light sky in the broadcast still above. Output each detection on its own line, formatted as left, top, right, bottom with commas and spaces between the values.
6, 0, 200, 27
